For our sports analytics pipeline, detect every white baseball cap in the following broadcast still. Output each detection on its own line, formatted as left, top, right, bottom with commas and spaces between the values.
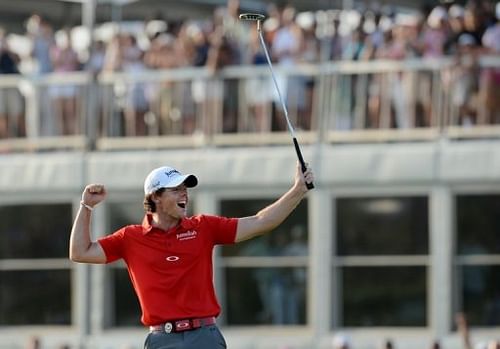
143, 166, 198, 195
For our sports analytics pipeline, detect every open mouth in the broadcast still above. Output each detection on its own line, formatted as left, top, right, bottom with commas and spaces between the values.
177, 202, 186, 209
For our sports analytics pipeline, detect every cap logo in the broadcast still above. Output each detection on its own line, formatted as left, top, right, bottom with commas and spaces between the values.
165, 169, 180, 177
148, 180, 161, 192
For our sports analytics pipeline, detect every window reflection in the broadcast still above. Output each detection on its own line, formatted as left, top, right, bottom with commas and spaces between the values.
108, 201, 145, 232
461, 266, 500, 326
456, 195, 500, 255
337, 197, 428, 255
108, 202, 144, 327
0, 204, 72, 259
113, 268, 142, 327
0, 270, 71, 325
341, 266, 427, 326
221, 199, 308, 257
220, 198, 308, 325
226, 267, 307, 325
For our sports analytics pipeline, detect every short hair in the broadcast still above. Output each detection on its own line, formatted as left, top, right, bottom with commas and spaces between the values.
143, 188, 166, 213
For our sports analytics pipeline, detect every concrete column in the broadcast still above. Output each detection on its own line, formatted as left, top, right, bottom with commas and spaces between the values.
82, 0, 97, 148
308, 188, 332, 339
429, 185, 454, 337
89, 204, 110, 338
195, 190, 224, 323
24, 79, 40, 138
72, 200, 91, 346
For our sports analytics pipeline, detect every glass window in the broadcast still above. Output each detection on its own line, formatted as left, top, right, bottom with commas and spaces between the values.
460, 265, 500, 326
0, 270, 71, 325
220, 198, 308, 326
341, 266, 427, 326
456, 194, 500, 327
113, 268, 142, 327
221, 199, 308, 257
456, 195, 500, 255
108, 201, 145, 232
107, 201, 144, 327
225, 267, 307, 325
0, 204, 72, 259
337, 197, 428, 255
335, 196, 429, 328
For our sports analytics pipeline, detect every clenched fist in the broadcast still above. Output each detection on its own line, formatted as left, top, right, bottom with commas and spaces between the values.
81, 184, 107, 208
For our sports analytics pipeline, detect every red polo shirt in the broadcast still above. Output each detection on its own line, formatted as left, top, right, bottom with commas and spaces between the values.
98, 214, 238, 326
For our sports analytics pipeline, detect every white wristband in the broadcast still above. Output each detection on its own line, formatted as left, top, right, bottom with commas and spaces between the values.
80, 201, 93, 211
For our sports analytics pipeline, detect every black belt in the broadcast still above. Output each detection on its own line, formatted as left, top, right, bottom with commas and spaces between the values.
149, 316, 216, 333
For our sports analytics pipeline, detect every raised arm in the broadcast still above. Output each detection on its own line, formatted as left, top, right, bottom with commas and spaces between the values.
69, 184, 107, 264
235, 162, 314, 243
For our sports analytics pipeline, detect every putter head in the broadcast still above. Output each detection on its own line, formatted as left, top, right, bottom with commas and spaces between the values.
239, 13, 266, 21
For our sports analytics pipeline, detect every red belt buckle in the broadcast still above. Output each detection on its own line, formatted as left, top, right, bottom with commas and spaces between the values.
175, 319, 192, 332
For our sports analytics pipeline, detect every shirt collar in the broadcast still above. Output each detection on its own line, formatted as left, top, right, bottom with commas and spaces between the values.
141, 214, 195, 235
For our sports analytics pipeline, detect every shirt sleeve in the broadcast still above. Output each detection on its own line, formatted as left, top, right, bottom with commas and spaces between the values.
200, 215, 238, 245
97, 227, 126, 263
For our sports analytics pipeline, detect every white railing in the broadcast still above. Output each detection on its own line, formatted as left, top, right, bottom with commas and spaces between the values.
0, 55, 498, 151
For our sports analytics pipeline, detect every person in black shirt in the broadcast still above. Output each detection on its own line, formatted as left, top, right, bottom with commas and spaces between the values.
0, 28, 24, 138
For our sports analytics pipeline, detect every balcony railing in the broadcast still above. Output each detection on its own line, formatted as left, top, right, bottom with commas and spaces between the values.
0, 56, 499, 152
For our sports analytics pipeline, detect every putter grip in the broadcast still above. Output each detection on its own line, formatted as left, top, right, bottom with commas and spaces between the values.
293, 138, 314, 190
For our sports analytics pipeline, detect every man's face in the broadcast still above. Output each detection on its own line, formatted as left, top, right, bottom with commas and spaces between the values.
156, 184, 189, 219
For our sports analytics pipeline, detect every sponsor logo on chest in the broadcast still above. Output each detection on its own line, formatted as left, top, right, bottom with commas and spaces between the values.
176, 230, 197, 241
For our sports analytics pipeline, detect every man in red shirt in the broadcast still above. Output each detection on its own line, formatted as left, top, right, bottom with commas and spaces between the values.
69, 162, 314, 349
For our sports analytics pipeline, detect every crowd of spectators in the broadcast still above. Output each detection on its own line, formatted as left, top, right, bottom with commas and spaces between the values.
0, 0, 499, 139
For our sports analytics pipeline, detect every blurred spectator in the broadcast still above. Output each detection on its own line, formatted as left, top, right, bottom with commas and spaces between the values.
170, 20, 199, 134
26, 15, 54, 137
214, 3, 243, 132
85, 39, 106, 136
329, 15, 344, 60
190, 22, 219, 135
342, 25, 367, 61
381, 339, 394, 349
244, 21, 273, 132
377, 19, 419, 129
445, 4, 467, 54
420, 6, 450, 58
332, 333, 351, 349
86, 39, 106, 76
25, 336, 41, 349
49, 28, 81, 135
487, 341, 500, 349
460, 4, 486, 47
282, 224, 308, 324
449, 33, 481, 126
0, 27, 24, 138
430, 339, 441, 349
104, 32, 149, 136
202, 23, 239, 134
214, 0, 248, 64
480, 4, 500, 124
144, 33, 182, 135
297, 12, 320, 129
456, 311, 500, 349
456, 312, 473, 349
26, 15, 54, 74
271, 4, 306, 131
